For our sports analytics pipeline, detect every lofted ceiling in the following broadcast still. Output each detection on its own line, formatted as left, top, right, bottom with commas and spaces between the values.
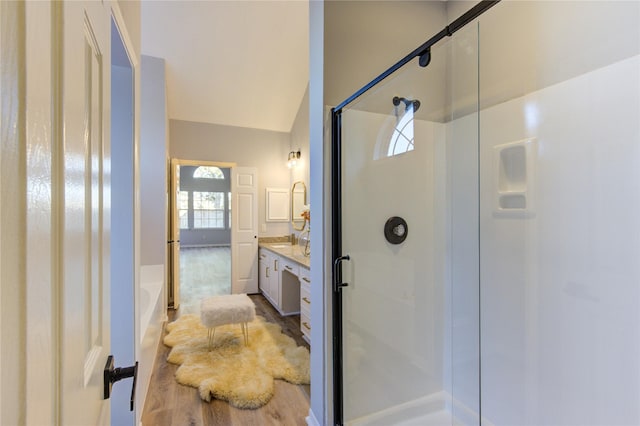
141, 0, 309, 133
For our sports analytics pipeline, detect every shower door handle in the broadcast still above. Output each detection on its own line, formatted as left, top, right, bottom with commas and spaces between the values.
333, 255, 351, 292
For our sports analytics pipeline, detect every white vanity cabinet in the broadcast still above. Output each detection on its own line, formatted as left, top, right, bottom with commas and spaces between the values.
258, 247, 301, 316
299, 266, 311, 344
258, 250, 278, 306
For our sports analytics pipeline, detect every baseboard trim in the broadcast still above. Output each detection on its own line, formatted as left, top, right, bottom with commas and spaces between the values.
180, 244, 230, 249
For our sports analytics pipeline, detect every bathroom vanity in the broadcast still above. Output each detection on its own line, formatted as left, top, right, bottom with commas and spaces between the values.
258, 243, 311, 344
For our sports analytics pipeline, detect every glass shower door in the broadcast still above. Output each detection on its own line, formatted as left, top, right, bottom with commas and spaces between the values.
335, 24, 480, 426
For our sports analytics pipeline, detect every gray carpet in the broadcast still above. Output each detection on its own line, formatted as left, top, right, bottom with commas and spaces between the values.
179, 246, 231, 315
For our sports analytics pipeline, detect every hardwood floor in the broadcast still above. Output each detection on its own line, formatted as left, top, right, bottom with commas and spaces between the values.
141, 294, 311, 426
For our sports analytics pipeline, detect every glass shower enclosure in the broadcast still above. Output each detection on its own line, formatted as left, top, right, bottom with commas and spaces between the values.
331, 1, 640, 425
332, 9, 484, 424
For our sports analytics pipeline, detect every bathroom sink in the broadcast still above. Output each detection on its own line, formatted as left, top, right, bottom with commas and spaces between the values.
269, 244, 290, 249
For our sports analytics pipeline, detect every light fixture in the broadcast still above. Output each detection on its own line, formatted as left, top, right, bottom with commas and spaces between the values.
287, 150, 301, 168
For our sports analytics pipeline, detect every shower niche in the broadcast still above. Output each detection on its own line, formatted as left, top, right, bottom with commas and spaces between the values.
493, 138, 536, 217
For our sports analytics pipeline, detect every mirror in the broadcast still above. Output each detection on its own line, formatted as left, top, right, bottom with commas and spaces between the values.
291, 181, 307, 231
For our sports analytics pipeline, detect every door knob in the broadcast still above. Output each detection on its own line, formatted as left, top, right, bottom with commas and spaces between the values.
103, 355, 138, 411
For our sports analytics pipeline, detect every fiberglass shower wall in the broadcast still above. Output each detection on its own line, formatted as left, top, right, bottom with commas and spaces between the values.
339, 22, 481, 424
473, 2, 640, 424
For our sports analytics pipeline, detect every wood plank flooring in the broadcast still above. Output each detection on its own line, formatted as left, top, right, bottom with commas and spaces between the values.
141, 294, 311, 426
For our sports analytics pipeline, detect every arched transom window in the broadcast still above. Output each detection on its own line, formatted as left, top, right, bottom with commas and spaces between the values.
193, 166, 224, 179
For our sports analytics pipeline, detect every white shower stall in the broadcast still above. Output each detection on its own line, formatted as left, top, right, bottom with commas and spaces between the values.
331, 1, 640, 425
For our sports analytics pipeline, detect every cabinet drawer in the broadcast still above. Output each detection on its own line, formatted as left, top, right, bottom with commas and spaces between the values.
300, 312, 311, 338
280, 258, 299, 277
299, 267, 311, 285
301, 284, 311, 310
301, 301, 310, 320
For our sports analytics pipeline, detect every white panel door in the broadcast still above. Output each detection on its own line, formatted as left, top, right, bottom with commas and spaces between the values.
231, 167, 258, 294
60, 1, 112, 424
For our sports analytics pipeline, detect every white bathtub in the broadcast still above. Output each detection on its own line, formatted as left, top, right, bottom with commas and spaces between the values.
139, 272, 163, 344
137, 265, 166, 425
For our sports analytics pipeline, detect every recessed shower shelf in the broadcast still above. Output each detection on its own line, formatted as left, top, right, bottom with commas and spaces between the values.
493, 138, 536, 218
498, 192, 527, 210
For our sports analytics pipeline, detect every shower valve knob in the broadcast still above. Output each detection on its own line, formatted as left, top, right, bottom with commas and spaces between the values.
384, 216, 408, 244
393, 224, 406, 237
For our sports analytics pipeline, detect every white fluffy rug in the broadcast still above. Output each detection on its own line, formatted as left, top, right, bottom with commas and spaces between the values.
163, 314, 310, 409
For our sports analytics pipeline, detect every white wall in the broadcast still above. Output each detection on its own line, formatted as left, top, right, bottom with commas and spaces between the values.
290, 85, 310, 192
169, 119, 292, 237
140, 55, 168, 266
289, 85, 310, 235
324, 1, 447, 108
138, 56, 168, 426
308, 2, 326, 424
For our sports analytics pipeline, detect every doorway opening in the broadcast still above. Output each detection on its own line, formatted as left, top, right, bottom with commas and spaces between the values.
169, 159, 235, 312
176, 163, 232, 314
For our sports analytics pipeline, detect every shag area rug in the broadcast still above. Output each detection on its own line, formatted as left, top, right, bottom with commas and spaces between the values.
163, 314, 310, 409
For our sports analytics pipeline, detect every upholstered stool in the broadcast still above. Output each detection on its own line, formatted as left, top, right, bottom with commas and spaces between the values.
200, 294, 256, 347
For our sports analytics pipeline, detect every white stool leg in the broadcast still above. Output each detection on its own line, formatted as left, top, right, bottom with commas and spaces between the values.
240, 322, 249, 346
208, 328, 216, 349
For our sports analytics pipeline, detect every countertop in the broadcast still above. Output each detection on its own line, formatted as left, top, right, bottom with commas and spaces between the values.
259, 242, 311, 269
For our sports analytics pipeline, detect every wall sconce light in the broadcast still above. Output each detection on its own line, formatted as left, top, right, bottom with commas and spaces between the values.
287, 150, 301, 168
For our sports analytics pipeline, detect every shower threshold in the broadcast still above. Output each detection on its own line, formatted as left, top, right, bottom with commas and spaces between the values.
346, 391, 473, 426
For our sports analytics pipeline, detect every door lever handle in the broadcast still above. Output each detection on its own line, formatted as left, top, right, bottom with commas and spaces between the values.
103, 355, 138, 411
333, 255, 351, 292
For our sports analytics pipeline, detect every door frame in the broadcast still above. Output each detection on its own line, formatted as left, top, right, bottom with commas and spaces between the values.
109, 2, 140, 424
168, 158, 236, 308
